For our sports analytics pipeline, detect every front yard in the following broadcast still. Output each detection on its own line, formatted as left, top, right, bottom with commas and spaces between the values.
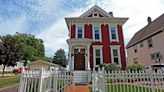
0, 75, 20, 89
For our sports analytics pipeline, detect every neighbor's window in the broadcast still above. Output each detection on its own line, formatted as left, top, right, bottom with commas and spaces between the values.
77, 27, 83, 38
95, 49, 101, 65
110, 26, 117, 40
94, 27, 100, 40
147, 38, 153, 48
133, 58, 138, 64
113, 49, 119, 65
151, 52, 160, 60
133, 45, 137, 53
140, 41, 144, 47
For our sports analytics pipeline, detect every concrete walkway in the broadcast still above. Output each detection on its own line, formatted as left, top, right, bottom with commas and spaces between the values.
66, 84, 90, 92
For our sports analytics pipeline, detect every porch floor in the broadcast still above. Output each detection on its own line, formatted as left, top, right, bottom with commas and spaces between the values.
66, 84, 89, 92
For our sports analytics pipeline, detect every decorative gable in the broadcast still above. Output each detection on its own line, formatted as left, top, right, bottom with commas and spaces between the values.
80, 5, 112, 18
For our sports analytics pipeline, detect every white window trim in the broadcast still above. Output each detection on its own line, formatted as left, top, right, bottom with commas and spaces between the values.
109, 25, 119, 42
76, 24, 84, 39
92, 24, 102, 42
93, 45, 103, 68
110, 46, 122, 67
92, 12, 99, 18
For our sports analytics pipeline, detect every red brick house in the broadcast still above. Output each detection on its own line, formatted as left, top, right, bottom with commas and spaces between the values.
66, 5, 128, 72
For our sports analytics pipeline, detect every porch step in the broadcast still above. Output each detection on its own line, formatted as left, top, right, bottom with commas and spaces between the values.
73, 71, 90, 84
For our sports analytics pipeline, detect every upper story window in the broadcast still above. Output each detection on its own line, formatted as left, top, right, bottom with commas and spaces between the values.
133, 58, 138, 64
110, 26, 119, 42
133, 45, 137, 53
77, 26, 83, 38
147, 38, 153, 48
94, 27, 100, 40
93, 26, 101, 41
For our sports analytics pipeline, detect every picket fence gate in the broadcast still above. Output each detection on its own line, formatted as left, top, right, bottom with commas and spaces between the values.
18, 69, 74, 92
92, 68, 164, 92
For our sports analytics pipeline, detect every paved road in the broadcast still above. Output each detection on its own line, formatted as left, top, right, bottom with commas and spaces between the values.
0, 85, 18, 92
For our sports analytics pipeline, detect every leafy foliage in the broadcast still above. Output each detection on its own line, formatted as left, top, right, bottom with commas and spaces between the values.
52, 49, 67, 67
0, 38, 21, 76
1, 33, 46, 63
126, 64, 145, 71
100, 63, 121, 71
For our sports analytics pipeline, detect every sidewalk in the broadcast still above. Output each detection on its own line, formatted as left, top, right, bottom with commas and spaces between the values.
0, 85, 18, 92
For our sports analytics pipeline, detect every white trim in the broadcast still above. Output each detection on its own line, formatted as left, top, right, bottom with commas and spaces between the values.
76, 24, 84, 39
109, 25, 119, 42
93, 45, 103, 68
92, 24, 102, 42
110, 46, 122, 67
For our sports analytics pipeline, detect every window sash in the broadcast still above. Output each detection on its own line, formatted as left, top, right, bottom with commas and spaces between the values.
110, 27, 117, 40
94, 27, 100, 40
77, 27, 83, 38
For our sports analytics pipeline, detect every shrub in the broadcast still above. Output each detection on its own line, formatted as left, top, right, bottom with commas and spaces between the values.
100, 63, 121, 71
126, 64, 145, 71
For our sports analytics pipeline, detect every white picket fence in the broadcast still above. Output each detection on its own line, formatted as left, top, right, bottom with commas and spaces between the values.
92, 68, 164, 92
18, 69, 74, 92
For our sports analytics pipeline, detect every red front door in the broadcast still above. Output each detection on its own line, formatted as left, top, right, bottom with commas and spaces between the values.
74, 49, 85, 70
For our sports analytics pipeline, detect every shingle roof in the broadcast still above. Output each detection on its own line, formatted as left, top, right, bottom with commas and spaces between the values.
126, 13, 164, 48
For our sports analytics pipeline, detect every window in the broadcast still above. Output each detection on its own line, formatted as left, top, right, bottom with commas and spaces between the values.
147, 38, 153, 48
140, 41, 144, 47
133, 45, 137, 53
77, 27, 83, 38
110, 26, 118, 41
133, 58, 138, 64
94, 27, 100, 40
92, 12, 99, 18
112, 49, 119, 64
151, 52, 160, 60
95, 49, 101, 65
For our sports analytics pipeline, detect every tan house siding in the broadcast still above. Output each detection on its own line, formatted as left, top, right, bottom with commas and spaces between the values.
127, 31, 164, 67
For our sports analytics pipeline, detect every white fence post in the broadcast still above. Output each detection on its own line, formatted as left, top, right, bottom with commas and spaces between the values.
38, 68, 43, 92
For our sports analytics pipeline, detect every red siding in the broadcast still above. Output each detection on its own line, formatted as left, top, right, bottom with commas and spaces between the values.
117, 25, 126, 69
71, 24, 76, 38
90, 46, 93, 69
101, 24, 111, 64
84, 24, 92, 38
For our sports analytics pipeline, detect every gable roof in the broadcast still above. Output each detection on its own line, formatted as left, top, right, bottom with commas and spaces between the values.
126, 13, 164, 48
28, 60, 60, 67
80, 5, 112, 17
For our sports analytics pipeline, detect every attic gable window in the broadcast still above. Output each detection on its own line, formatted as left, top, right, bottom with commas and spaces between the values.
92, 12, 99, 18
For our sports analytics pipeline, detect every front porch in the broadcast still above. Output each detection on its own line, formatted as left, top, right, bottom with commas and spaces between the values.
67, 38, 92, 71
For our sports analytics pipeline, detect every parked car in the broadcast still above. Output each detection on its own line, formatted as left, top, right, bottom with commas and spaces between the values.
13, 68, 31, 74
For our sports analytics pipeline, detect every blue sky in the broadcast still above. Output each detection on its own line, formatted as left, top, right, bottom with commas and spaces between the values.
0, 0, 164, 57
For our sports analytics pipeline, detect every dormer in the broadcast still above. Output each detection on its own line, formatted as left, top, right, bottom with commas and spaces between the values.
80, 5, 113, 18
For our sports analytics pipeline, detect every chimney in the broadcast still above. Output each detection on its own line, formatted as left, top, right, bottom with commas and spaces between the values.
109, 12, 113, 17
147, 17, 152, 24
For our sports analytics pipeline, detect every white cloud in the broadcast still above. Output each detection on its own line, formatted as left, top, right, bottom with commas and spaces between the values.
0, 15, 27, 35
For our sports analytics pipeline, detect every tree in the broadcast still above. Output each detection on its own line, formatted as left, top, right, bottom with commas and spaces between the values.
0, 38, 20, 76
52, 49, 67, 67
1, 33, 46, 65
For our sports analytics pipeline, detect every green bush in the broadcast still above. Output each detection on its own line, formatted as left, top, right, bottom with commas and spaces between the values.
126, 64, 145, 71
100, 63, 121, 71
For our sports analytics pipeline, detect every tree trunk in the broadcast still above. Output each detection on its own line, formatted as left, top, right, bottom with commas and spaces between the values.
2, 65, 6, 77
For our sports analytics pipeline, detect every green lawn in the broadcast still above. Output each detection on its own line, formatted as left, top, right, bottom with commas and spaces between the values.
0, 75, 20, 89
89, 84, 164, 92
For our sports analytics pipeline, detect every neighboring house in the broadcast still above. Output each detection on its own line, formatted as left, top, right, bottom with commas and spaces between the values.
28, 60, 60, 71
66, 5, 128, 71
126, 14, 164, 68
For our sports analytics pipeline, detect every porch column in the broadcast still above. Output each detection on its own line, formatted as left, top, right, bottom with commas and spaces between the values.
87, 45, 91, 70
68, 45, 72, 71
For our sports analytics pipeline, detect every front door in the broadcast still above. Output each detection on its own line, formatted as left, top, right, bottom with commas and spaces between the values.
74, 49, 85, 70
